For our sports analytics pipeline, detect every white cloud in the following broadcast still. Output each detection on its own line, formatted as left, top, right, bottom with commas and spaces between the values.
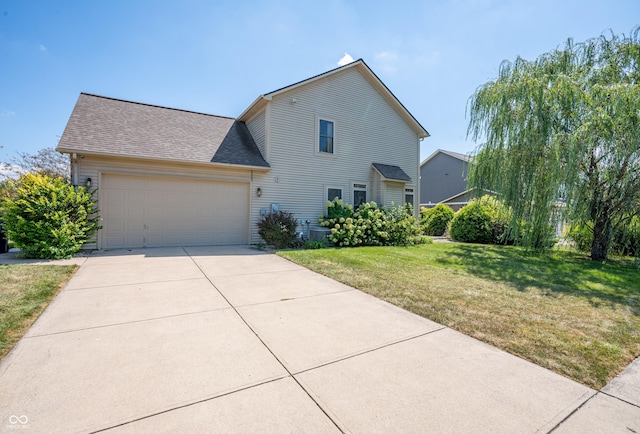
337, 53, 355, 66
0, 109, 15, 117
0, 164, 25, 180
374, 51, 399, 74
373, 49, 441, 76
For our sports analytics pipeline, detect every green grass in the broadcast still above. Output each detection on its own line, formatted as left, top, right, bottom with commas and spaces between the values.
279, 243, 640, 389
0, 264, 78, 360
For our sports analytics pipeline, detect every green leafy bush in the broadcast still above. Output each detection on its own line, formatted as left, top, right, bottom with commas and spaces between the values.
568, 217, 640, 257
450, 201, 493, 243
420, 204, 455, 236
566, 224, 593, 251
304, 239, 329, 249
1, 173, 100, 259
386, 203, 422, 246
476, 195, 512, 244
448, 195, 550, 246
613, 216, 640, 257
257, 210, 298, 249
319, 198, 421, 247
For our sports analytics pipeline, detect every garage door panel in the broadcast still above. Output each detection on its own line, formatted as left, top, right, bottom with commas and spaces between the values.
127, 207, 144, 219
101, 174, 249, 248
103, 220, 125, 232
126, 191, 144, 203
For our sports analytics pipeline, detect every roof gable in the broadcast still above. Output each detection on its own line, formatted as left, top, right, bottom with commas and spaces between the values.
420, 149, 472, 167
57, 93, 268, 168
238, 59, 429, 139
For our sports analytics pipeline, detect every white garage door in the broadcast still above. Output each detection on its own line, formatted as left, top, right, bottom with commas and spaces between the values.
101, 174, 249, 249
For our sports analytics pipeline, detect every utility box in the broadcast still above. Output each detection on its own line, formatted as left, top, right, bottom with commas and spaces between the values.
309, 228, 331, 242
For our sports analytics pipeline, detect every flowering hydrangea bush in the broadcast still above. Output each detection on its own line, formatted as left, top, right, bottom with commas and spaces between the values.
318, 198, 421, 247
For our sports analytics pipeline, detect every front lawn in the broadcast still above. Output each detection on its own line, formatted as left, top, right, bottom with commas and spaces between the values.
0, 264, 78, 360
279, 243, 640, 389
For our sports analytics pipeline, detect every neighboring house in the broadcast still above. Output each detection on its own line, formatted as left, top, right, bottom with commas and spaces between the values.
419, 149, 473, 211
56, 59, 429, 249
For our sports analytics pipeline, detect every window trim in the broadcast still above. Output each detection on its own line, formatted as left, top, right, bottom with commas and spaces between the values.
315, 116, 337, 156
325, 185, 344, 204
404, 185, 416, 208
351, 181, 369, 208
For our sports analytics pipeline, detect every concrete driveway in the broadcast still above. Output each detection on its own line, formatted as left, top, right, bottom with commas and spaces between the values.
0, 246, 638, 433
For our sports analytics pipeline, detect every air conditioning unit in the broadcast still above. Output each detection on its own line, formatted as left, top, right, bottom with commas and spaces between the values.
309, 228, 331, 241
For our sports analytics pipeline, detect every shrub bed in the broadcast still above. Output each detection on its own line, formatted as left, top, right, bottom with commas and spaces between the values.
319, 198, 421, 247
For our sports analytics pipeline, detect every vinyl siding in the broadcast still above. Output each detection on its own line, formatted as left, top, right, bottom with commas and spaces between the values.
249, 67, 420, 243
420, 153, 469, 204
246, 109, 266, 160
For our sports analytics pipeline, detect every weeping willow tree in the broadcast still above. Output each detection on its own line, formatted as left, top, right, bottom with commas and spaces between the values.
467, 28, 640, 260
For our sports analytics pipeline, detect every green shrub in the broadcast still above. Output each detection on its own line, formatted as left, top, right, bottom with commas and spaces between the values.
257, 210, 298, 249
420, 204, 455, 236
1, 173, 100, 259
304, 238, 329, 249
320, 199, 386, 247
319, 199, 421, 247
447, 195, 548, 247
450, 201, 493, 243
614, 216, 640, 257
569, 217, 640, 257
386, 203, 422, 246
476, 195, 512, 243
565, 224, 590, 251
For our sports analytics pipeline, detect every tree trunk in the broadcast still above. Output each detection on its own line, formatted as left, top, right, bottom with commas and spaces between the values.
591, 210, 613, 261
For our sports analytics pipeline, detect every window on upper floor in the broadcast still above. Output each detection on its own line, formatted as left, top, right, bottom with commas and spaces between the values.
318, 119, 334, 154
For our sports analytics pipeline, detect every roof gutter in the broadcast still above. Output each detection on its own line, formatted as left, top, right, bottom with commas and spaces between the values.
55, 148, 271, 172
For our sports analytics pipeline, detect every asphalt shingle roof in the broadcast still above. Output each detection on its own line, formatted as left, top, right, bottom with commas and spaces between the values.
57, 93, 269, 168
372, 163, 412, 182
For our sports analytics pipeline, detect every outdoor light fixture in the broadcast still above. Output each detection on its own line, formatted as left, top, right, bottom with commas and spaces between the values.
85, 177, 92, 188
256, 187, 262, 197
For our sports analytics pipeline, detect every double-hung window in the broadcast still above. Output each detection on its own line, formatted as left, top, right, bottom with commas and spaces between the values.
318, 119, 334, 154
405, 186, 415, 208
352, 183, 368, 207
327, 187, 342, 202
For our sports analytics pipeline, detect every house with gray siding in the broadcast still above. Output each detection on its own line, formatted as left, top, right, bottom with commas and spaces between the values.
56, 59, 429, 249
420, 149, 473, 211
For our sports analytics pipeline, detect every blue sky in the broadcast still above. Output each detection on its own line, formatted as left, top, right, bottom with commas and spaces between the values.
1, 0, 638, 164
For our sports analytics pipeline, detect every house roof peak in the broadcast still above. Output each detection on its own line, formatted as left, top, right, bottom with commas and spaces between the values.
237, 59, 429, 139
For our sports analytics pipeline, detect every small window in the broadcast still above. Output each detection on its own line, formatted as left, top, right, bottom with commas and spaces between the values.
319, 119, 334, 154
327, 187, 342, 202
352, 182, 368, 207
405, 187, 415, 207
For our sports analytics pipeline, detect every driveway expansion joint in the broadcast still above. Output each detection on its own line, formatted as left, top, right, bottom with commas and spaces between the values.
24, 307, 235, 338
292, 326, 448, 376
89, 375, 292, 433
184, 247, 346, 433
